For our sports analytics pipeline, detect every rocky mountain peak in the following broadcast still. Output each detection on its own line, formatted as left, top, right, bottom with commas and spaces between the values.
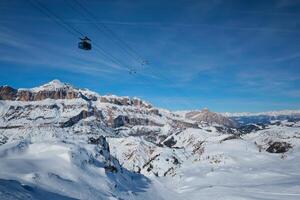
201, 108, 210, 112
29, 79, 74, 92
0, 81, 154, 108
0, 80, 82, 101
186, 108, 237, 127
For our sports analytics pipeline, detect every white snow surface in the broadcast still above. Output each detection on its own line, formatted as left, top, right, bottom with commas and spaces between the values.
0, 137, 161, 200
1, 80, 300, 200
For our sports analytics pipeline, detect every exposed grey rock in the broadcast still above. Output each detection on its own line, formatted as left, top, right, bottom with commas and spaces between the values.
61, 109, 103, 128
0, 86, 17, 100
238, 124, 262, 134
214, 126, 236, 134
266, 141, 292, 153
100, 96, 152, 108
112, 115, 163, 128
104, 165, 118, 173
163, 137, 177, 148
171, 119, 199, 129
0, 135, 8, 145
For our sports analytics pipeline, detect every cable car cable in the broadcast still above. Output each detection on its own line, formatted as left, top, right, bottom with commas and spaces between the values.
63, 0, 135, 71
30, 0, 131, 71
72, 0, 146, 65
63, 0, 130, 68
29, 0, 84, 37
68, 0, 137, 66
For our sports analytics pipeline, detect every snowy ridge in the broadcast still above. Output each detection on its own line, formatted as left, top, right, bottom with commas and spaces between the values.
18, 80, 100, 100
20, 79, 73, 92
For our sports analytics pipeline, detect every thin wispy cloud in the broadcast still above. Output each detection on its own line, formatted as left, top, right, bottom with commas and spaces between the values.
98, 21, 300, 33
0, 0, 299, 112
0, 26, 132, 75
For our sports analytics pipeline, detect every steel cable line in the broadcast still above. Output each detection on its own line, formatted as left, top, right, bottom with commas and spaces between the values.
72, 0, 146, 66
30, 0, 191, 100
30, 0, 197, 109
29, 0, 84, 37
63, 0, 130, 69
137, 63, 199, 110
29, 0, 131, 71
93, 44, 131, 71
65, 0, 133, 65
29, 0, 197, 111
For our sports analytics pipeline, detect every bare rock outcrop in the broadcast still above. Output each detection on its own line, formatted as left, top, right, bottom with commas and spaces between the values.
17, 89, 82, 101
266, 141, 292, 153
100, 96, 152, 108
112, 115, 163, 128
0, 86, 18, 100
0, 80, 97, 102
0, 86, 84, 101
61, 108, 103, 128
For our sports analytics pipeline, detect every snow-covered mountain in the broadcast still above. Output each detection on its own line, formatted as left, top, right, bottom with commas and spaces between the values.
221, 110, 300, 125
1, 80, 300, 200
185, 108, 238, 127
222, 110, 300, 117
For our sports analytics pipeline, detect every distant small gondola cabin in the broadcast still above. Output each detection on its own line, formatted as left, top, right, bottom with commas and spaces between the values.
78, 37, 92, 50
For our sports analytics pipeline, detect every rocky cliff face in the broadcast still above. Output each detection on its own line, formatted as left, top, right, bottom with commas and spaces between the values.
0, 86, 17, 100
0, 80, 155, 109
16, 89, 81, 101
0, 81, 82, 101
100, 96, 152, 109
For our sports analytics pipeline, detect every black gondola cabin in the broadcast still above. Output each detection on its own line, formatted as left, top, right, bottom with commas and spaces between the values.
78, 37, 92, 50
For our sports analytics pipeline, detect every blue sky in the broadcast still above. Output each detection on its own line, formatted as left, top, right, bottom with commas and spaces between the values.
0, 0, 300, 112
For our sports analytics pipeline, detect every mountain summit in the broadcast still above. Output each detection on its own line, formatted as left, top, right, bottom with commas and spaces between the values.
186, 108, 238, 127
29, 79, 73, 92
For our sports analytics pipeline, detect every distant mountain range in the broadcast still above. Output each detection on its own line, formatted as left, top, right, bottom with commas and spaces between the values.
221, 110, 300, 125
